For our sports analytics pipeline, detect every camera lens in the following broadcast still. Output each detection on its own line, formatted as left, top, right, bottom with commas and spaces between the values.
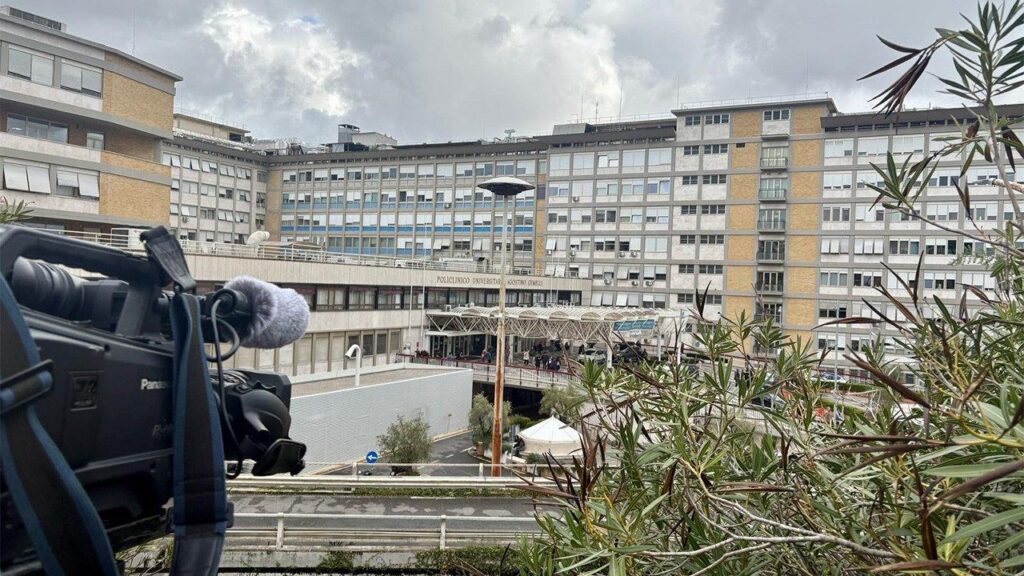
10, 257, 84, 319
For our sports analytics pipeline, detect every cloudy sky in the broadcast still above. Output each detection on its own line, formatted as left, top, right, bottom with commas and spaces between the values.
28, 0, 1010, 144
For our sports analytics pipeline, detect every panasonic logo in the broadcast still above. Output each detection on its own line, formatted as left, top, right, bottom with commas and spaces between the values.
141, 378, 170, 391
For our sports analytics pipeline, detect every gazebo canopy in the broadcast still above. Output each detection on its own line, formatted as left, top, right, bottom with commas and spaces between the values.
517, 416, 582, 457
427, 305, 671, 342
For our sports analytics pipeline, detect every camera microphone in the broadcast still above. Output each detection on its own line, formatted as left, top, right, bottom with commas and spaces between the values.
219, 276, 310, 349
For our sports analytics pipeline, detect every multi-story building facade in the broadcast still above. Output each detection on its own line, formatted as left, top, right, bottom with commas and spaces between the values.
0, 6, 178, 232
162, 113, 268, 244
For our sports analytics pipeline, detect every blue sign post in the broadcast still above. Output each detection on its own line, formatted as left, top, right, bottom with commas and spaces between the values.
365, 450, 379, 464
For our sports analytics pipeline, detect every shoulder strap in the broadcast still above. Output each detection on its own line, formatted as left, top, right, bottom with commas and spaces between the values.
168, 289, 229, 576
0, 275, 120, 576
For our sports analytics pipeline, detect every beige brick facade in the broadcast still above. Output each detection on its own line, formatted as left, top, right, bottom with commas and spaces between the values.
784, 298, 817, 327
725, 266, 753, 292
786, 267, 817, 294
104, 128, 160, 161
791, 140, 821, 168
727, 235, 755, 261
787, 235, 819, 263
732, 110, 761, 138
101, 72, 173, 132
727, 204, 756, 230
788, 204, 819, 231
729, 174, 758, 200
792, 105, 825, 135
790, 172, 821, 199
98, 173, 169, 224
725, 295, 754, 317
101, 151, 167, 177
731, 142, 759, 169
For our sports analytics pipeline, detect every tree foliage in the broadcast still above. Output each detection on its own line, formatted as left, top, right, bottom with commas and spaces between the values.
376, 414, 431, 465
539, 384, 587, 424
519, 3, 1024, 573
468, 393, 511, 445
0, 198, 32, 224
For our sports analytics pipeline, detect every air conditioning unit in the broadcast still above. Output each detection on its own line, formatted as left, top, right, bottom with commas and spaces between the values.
444, 304, 452, 312
546, 249, 553, 256
569, 250, 578, 257
603, 278, 613, 285
571, 196, 580, 202
644, 280, 654, 287
618, 251, 627, 257
630, 251, 639, 257
444, 203, 452, 209
631, 280, 639, 286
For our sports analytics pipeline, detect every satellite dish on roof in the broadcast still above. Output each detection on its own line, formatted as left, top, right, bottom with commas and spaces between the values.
245, 230, 271, 245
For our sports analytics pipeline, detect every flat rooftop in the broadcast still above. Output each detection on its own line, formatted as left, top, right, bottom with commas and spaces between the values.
289, 365, 461, 397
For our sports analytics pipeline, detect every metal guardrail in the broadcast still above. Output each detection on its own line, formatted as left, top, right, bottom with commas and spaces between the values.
403, 355, 578, 389
232, 512, 540, 550
229, 468, 556, 489
32, 228, 548, 277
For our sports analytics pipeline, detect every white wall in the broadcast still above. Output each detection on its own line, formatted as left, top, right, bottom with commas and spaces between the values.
288, 366, 473, 471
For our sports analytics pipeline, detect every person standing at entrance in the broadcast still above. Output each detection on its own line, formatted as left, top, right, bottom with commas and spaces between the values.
522, 349, 530, 365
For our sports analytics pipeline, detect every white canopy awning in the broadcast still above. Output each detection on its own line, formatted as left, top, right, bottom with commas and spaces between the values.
517, 416, 582, 457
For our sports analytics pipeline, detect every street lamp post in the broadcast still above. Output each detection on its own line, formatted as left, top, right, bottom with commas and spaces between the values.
477, 176, 534, 477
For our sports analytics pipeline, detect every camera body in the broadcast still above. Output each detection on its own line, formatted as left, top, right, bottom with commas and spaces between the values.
0, 226, 304, 571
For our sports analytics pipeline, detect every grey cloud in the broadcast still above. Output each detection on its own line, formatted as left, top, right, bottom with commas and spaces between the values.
25, 0, 1024, 144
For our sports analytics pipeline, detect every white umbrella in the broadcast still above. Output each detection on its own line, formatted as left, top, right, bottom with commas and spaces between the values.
517, 416, 582, 457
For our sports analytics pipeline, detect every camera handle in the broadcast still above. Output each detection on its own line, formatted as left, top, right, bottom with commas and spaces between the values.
0, 272, 120, 575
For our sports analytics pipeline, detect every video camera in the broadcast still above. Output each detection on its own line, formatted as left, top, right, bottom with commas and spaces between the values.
0, 225, 307, 574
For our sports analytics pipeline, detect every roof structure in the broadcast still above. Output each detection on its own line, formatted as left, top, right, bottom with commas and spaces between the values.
426, 305, 672, 342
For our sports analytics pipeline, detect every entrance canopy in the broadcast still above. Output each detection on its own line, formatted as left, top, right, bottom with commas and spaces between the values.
517, 416, 582, 457
426, 305, 670, 343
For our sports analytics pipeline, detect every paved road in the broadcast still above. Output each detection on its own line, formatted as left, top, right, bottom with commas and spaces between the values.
330, 431, 485, 476
231, 493, 552, 534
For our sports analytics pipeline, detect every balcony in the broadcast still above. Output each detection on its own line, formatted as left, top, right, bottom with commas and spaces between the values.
760, 156, 789, 170
757, 218, 787, 232
754, 313, 783, 324
756, 282, 784, 294
756, 250, 785, 263
758, 187, 787, 201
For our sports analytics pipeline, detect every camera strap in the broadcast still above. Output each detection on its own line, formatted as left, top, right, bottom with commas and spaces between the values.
0, 275, 120, 576
167, 289, 230, 575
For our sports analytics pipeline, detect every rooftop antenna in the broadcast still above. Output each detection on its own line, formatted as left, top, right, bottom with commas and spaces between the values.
131, 3, 137, 55
579, 86, 584, 123
618, 89, 623, 122
676, 75, 680, 108
594, 101, 599, 122
503, 128, 516, 142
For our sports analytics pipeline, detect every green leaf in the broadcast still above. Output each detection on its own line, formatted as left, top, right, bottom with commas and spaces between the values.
992, 529, 1024, 556
1004, 554, 1024, 568
942, 507, 1024, 544
925, 462, 1024, 478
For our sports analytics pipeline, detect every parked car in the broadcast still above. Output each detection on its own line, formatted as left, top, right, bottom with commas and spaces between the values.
814, 371, 848, 386
577, 348, 607, 364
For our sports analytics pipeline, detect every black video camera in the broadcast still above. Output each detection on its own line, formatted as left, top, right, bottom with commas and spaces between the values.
0, 225, 306, 572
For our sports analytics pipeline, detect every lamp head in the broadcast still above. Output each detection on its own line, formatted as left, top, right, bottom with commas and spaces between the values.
477, 176, 535, 197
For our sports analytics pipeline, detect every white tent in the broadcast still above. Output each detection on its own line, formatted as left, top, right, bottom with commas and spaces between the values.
517, 416, 582, 457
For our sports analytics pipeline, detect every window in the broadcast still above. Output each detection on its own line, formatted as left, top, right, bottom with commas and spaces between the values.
679, 234, 696, 244
200, 208, 216, 219
818, 302, 849, 319
548, 154, 570, 172
8, 45, 53, 85
704, 113, 730, 124
824, 172, 853, 190
701, 204, 726, 215
679, 205, 697, 215
596, 180, 618, 197
820, 270, 848, 287
889, 238, 920, 255
682, 145, 701, 156
923, 272, 956, 290
926, 202, 959, 222
892, 135, 924, 155
645, 237, 668, 254
648, 148, 672, 167
3, 161, 52, 193
854, 238, 884, 255
822, 205, 850, 222
621, 150, 645, 170
963, 272, 996, 291
218, 188, 234, 199
853, 271, 883, 287
821, 238, 850, 254
6, 114, 67, 143
703, 174, 727, 185
704, 144, 728, 155
548, 182, 570, 198
55, 168, 99, 198
313, 168, 328, 182
516, 160, 535, 176
86, 131, 104, 150
60, 60, 102, 96
619, 207, 643, 224
621, 179, 644, 196
595, 208, 616, 223
825, 139, 854, 158
698, 264, 723, 274
700, 234, 724, 245
677, 293, 695, 303
203, 160, 219, 174
969, 201, 998, 221
571, 180, 594, 200
474, 162, 494, 177
925, 238, 958, 255
683, 115, 701, 126
547, 210, 568, 224
681, 175, 699, 186
436, 164, 453, 179
678, 264, 695, 273
855, 205, 886, 223
645, 178, 670, 195
763, 109, 790, 121
646, 207, 669, 224
964, 240, 995, 257
857, 136, 889, 156
572, 153, 594, 173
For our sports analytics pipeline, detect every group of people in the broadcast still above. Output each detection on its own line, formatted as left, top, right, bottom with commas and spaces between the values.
476, 342, 565, 371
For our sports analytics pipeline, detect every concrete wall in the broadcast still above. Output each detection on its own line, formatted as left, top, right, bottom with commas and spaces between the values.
288, 366, 473, 471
